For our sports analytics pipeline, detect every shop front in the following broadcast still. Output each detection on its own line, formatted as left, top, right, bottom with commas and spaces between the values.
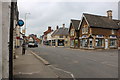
70, 37, 74, 48
58, 39, 64, 46
80, 35, 88, 49
95, 35, 105, 49
52, 40, 56, 46
109, 35, 117, 49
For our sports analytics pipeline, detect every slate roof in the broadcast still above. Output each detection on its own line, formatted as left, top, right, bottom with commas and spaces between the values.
51, 27, 69, 36
83, 13, 119, 29
71, 19, 80, 30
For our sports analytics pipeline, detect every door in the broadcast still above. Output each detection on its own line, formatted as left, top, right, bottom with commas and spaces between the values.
105, 39, 108, 49
89, 39, 93, 48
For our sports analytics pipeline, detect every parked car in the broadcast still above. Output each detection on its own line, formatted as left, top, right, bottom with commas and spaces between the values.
28, 41, 38, 48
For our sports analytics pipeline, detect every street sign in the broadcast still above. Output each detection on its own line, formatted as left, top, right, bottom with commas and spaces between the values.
17, 20, 24, 26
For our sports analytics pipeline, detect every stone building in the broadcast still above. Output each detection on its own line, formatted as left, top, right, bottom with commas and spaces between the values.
51, 24, 70, 47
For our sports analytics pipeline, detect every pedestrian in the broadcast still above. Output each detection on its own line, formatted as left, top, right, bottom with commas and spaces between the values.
22, 36, 26, 55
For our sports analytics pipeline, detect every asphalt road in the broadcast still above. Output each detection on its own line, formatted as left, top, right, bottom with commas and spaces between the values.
29, 45, 118, 78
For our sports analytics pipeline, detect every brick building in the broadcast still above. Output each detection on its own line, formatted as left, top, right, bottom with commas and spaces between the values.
79, 10, 119, 49
69, 19, 80, 48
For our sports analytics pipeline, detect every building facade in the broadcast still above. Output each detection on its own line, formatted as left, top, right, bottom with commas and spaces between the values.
51, 24, 70, 47
0, 1, 19, 79
69, 19, 80, 48
79, 10, 119, 49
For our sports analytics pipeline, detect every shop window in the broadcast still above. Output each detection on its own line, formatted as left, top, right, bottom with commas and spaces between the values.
110, 39, 116, 47
82, 39, 88, 47
96, 39, 103, 47
70, 40, 74, 47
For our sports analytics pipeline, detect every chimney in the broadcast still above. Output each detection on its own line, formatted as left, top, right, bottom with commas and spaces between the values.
63, 24, 65, 28
56, 25, 59, 30
48, 26, 51, 31
107, 10, 112, 19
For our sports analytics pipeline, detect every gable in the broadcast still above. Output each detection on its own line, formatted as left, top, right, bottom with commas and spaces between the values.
79, 16, 89, 30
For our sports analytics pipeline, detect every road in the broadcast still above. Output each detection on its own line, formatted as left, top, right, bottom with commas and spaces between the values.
29, 45, 118, 78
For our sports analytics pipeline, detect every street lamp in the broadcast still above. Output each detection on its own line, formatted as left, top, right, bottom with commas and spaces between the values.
24, 12, 30, 35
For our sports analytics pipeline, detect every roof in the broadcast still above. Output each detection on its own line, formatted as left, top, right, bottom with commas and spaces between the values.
82, 13, 119, 29
71, 19, 80, 30
44, 30, 53, 35
51, 27, 69, 36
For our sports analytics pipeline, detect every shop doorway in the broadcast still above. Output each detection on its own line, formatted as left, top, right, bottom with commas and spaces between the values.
105, 39, 108, 49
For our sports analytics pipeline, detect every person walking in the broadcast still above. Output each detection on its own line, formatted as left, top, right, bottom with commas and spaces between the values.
22, 36, 26, 55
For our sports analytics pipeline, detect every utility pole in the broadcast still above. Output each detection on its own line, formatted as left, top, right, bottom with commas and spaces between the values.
9, 2, 14, 80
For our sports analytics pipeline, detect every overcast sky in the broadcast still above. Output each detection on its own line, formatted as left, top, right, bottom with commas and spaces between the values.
18, 0, 119, 37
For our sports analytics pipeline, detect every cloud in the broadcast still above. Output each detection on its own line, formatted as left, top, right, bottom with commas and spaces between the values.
18, 1, 119, 37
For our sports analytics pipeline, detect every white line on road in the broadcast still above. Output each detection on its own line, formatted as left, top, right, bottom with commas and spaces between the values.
48, 65, 76, 80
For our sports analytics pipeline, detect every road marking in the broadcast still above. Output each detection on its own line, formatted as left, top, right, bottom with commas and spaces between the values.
48, 65, 76, 80
15, 71, 41, 75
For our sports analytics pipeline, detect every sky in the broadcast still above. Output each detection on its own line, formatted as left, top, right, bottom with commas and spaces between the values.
18, 0, 120, 37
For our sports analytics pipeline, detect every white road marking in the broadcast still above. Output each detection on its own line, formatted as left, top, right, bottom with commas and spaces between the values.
48, 65, 76, 80
15, 71, 41, 75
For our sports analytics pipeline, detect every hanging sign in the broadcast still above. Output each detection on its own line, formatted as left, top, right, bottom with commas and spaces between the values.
17, 20, 24, 26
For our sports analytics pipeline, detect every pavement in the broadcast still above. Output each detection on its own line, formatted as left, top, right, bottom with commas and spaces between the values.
13, 47, 58, 79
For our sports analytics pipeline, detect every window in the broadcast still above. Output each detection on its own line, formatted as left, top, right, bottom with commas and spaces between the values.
82, 39, 88, 47
110, 39, 116, 47
82, 27, 88, 34
96, 39, 104, 47
70, 29, 74, 36
70, 40, 74, 47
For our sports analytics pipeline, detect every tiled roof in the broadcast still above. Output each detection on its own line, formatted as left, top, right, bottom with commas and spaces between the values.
83, 13, 119, 29
51, 27, 69, 36
71, 19, 80, 30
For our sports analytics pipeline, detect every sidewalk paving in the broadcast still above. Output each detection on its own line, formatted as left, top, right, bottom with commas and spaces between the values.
13, 47, 58, 79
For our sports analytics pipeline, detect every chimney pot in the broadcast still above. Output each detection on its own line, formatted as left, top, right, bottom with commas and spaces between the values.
63, 24, 65, 28
56, 25, 59, 30
48, 26, 51, 30
107, 10, 112, 19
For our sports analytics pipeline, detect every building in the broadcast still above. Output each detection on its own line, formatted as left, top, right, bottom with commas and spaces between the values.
51, 24, 70, 47
27, 34, 40, 43
79, 10, 119, 49
43, 26, 53, 45
69, 19, 80, 48
0, 1, 19, 79
47, 31, 54, 46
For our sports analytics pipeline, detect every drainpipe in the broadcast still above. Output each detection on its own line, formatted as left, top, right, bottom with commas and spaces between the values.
9, 2, 14, 80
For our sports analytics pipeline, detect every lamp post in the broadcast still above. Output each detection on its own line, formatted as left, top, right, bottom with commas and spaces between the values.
24, 13, 30, 36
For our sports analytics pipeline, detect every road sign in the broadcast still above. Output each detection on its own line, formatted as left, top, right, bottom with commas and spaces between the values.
17, 20, 24, 26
